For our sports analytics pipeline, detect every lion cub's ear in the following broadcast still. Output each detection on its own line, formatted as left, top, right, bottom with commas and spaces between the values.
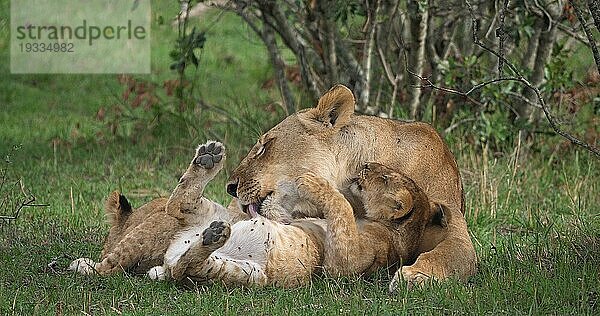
105, 190, 133, 226
390, 188, 414, 221
430, 202, 448, 228
310, 84, 355, 129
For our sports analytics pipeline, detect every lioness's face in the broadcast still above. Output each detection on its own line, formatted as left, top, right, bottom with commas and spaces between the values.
227, 85, 357, 218
349, 162, 422, 222
228, 113, 333, 218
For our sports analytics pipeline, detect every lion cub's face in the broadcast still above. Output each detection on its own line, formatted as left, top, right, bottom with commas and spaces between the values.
350, 163, 433, 225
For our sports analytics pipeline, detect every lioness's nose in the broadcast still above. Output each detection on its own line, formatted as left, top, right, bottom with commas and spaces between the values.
226, 180, 238, 197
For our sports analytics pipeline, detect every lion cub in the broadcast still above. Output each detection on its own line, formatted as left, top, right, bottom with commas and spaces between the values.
69, 141, 242, 275
294, 162, 447, 277
70, 141, 324, 288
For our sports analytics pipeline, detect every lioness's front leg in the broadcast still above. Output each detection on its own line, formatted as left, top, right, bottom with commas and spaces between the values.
388, 207, 476, 292
297, 173, 387, 276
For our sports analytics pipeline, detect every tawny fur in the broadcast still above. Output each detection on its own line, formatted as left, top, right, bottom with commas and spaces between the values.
72, 84, 476, 289
69, 141, 240, 276
295, 163, 446, 278
71, 140, 442, 290
227, 84, 477, 288
156, 143, 326, 287
71, 141, 325, 288
69, 193, 177, 275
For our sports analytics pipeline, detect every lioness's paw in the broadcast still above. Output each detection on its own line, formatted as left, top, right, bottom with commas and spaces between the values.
194, 141, 224, 169
202, 221, 231, 246
389, 266, 431, 293
68, 258, 97, 275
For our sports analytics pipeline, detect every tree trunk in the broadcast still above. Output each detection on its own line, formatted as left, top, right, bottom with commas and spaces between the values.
521, 19, 542, 71
261, 25, 296, 115
407, 0, 429, 120
516, 1, 562, 124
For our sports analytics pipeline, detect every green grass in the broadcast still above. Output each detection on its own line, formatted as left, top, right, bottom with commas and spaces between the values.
1, 1, 599, 315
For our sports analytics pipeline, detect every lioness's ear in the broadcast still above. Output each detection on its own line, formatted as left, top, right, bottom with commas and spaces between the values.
430, 203, 448, 228
105, 190, 132, 226
310, 84, 355, 128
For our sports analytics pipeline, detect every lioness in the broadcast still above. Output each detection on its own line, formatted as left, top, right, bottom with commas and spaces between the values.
71, 141, 443, 289
152, 144, 445, 287
226, 84, 477, 289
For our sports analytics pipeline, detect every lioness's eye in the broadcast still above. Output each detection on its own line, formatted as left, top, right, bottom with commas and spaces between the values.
253, 137, 273, 158
256, 144, 265, 157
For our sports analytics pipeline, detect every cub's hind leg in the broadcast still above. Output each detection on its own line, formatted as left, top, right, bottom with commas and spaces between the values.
198, 255, 268, 287
165, 220, 268, 286
96, 213, 179, 275
70, 192, 174, 276
168, 221, 231, 280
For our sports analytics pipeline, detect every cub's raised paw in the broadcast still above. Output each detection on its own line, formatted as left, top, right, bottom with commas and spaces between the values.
68, 258, 97, 275
194, 141, 224, 169
202, 221, 231, 246
389, 266, 431, 293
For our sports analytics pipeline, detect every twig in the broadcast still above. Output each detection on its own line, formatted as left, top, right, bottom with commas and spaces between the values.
505, 91, 542, 109
568, 0, 600, 74
466, 1, 600, 157
0, 179, 48, 221
404, 0, 600, 158
556, 22, 591, 47
444, 118, 477, 134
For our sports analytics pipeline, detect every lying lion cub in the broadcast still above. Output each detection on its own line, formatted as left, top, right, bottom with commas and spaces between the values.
68, 141, 238, 275
70, 141, 322, 287
71, 141, 446, 289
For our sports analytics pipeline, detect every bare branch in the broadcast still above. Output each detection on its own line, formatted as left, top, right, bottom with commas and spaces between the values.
431, 0, 600, 158
569, 0, 600, 74
0, 179, 48, 222
444, 118, 477, 134
556, 22, 591, 47
589, 0, 600, 32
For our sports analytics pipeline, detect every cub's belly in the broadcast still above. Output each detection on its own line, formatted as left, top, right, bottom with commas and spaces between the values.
214, 217, 325, 286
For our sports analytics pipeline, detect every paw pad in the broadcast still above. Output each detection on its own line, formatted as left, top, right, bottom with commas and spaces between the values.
202, 221, 230, 245
194, 141, 224, 169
